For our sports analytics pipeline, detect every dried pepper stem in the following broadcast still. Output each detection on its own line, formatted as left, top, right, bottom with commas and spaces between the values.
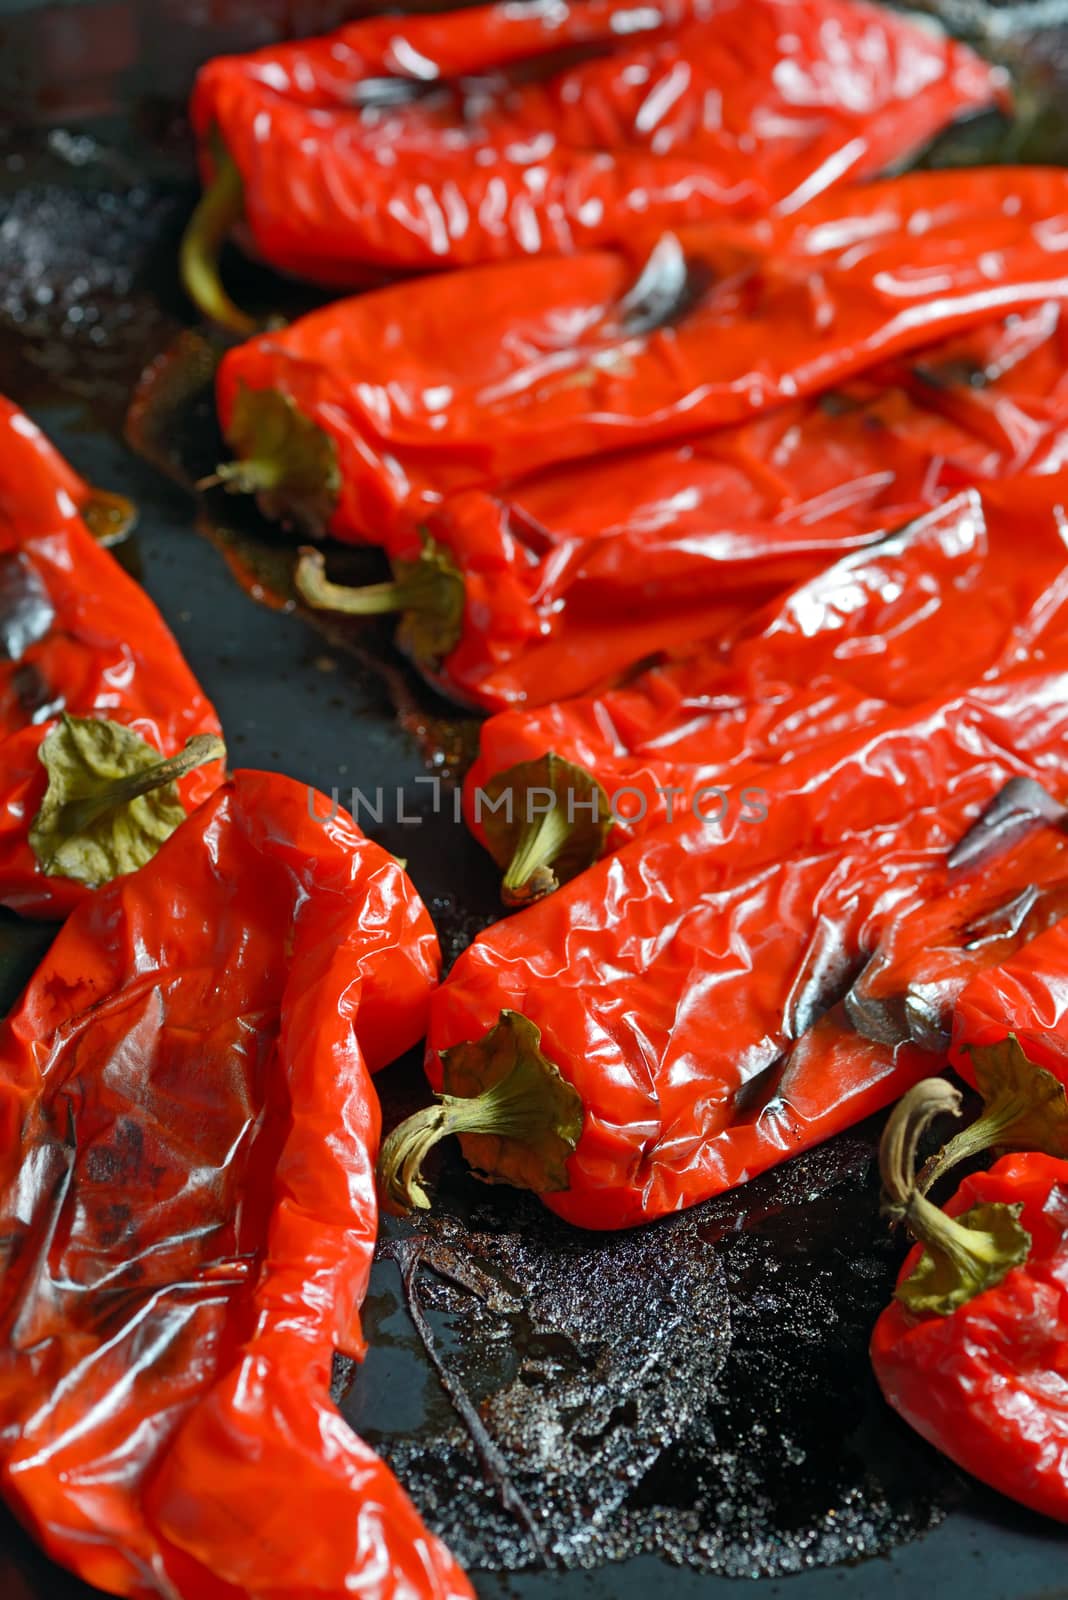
378, 1011, 583, 1212
180, 147, 258, 336
296, 540, 464, 666
880, 1078, 1030, 1316
920, 1034, 1068, 1193
480, 754, 611, 909
55, 733, 226, 837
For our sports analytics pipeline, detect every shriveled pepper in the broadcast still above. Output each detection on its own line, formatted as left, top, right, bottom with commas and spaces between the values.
951, 922, 1068, 1088
381, 647, 1068, 1229
467, 475, 1068, 899
871, 1081, 1068, 1523
217, 171, 1068, 703
0, 769, 469, 1600
214, 168, 1068, 544
0, 399, 225, 919
184, 0, 1002, 327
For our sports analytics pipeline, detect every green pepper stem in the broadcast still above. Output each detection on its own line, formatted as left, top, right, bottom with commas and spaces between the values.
56, 733, 225, 837
294, 549, 423, 617
879, 1077, 1031, 1316
879, 1077, 962, 1211
501, 803, 571, 907
198, 459, 287, 495
380, 1057, 561, 1212
480, 754, 611, 910
179, 150, 258, 337
920, 1096, 1031, 1194
378, 1011, 583, 1213
920, 1035, 1068, 1194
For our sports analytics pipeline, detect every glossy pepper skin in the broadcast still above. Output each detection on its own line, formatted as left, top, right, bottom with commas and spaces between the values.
466, 476, 1068, 891
950, 921, 1068, 1085
432, 300, 1068, 708
417, 650, 1068, 1230
0, 399, 224, 919
872, 1152, 1068, 1523
0, 770, 469, 1600
217, 168, 1068, 543
189, 0, 1000, 287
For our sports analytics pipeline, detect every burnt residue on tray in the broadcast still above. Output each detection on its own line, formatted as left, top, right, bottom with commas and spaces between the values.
336, 1116, 962, 1579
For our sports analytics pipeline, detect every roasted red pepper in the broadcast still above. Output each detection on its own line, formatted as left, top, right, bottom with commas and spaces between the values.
184, 0, 1001, 327
0, 398, 225, 919
216, 171, 1068, 705
0, 769, 469, 1600
381, 637, 1068, 1228
466, 475, 1068, 898
216, 168, 1068, 542
871, 1081, 1068, 1523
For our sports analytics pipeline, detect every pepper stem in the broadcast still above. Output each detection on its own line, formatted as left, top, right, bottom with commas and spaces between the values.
296, 549, 429, 617
54, 733, 226, 838
501, 802, 572, 907
378, 1011, 583, 1213
30, 717, 227, 887
198, 459, 286, 495
295, 539, 465, 667
478, 754, 611, 909
920, 1034, 1068, 1193
879, 1078, 1031, 1316
179, 148, 258, 336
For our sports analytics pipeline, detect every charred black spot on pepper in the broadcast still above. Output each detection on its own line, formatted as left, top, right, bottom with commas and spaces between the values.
11, 662, 64, 725
0, 553, 54, 663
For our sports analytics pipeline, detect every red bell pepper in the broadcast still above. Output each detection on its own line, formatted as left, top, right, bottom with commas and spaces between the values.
465, 474, 1068, 898
950, 906, 1068, 1070
0, 398, 225, 920
184, 0, 1002, 328
381, 644, 1068, 1229
217, 171, 1068, 707
0, 769, 469, 1600
871, 1081, 1068, 1523
215, 168, 1068, 544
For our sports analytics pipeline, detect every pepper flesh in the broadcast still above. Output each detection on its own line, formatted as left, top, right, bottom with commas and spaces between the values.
950, 921, 1068, 1087
466, 476, 1068, 885
0, 398, 224, 918
424, 641, 1068, 1229
190, 0, 1001, 284
871, 1152, 1068, 1523
0, 770, 469, 1600
432, 301, 1068, 708
216, 168, 1068, 545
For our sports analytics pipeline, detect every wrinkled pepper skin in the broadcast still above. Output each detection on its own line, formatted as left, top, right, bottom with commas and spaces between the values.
435, 300, 1068, 707
466, 474, 1068, 852
191, 0, 1000, 280
871, 1153, 1068, 1523
218, 168, 1068, 544
949, 921, 1068, 1087
0, 399, 224, 919
0, 770, 468, 1600
428, 654, 1068, 1230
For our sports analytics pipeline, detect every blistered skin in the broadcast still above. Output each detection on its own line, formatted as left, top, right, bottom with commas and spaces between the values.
218, 168, 1068, 547
0, 771, 468, 1600
430, 656, 1068, 1230
871, 1154, 1068, 1523
0, 398, 223, 918
466, 474, 1068, 840
192, 0, 1001, 280
437, 302, 1068, 707
950, 920, 1068, 1085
